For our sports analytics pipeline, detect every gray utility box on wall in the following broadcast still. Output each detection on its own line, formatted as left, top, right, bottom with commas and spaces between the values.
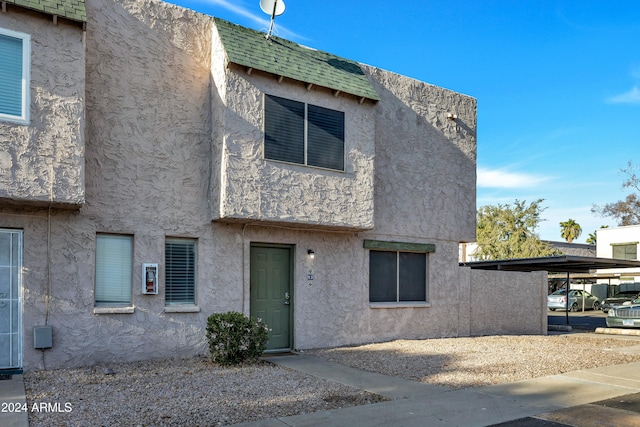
33, 325, 53, 349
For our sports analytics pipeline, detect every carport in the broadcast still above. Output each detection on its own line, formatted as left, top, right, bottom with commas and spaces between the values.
460, 255, 640, 325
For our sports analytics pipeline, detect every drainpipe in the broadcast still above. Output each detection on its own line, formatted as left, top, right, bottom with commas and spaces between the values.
565, 271, 570, 325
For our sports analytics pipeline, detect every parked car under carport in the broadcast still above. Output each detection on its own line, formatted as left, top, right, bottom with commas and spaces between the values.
601, 290, 640, 313
547, 289, 600, 312
606, 301, 640, 328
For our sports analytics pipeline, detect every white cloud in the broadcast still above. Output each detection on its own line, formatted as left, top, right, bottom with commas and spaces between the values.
607, 86, 640, 104
477, 167, 548, 189
199, 0, 268, 26
200, 0, 304, 40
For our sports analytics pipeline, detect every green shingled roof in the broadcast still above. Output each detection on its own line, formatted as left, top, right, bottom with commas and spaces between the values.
6, 0, 86, 23
214, 18, 379, 102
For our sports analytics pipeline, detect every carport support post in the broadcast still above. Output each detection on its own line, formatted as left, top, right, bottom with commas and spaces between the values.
565, 272, 570, 325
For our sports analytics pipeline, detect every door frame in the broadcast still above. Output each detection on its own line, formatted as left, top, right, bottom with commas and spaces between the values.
249, 243, 294, 352
0, 228, 23, 372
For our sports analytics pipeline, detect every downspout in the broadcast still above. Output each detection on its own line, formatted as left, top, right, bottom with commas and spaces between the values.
565, 271, 569, 325
45, 161, 53, 326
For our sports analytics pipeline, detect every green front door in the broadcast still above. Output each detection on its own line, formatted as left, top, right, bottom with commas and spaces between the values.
250, 245, 291, 351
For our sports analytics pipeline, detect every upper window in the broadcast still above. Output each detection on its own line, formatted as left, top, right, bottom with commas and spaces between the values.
264, 94, 345, 171
0, 28, 30, 124
165, 238, 197, 305
95, 234, 133, 306
612, 243, 637, 260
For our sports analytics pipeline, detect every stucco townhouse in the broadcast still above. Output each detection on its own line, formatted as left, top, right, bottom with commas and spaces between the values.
0, 0, 546, 372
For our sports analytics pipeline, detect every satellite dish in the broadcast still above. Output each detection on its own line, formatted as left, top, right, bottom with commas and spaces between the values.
260, 0, 286, 39
260, 0, 285, 17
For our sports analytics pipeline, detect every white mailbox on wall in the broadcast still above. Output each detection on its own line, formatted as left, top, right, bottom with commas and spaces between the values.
142, 263, 158, 295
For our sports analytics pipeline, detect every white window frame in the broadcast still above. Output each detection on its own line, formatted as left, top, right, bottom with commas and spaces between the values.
0, 27, 30, 124
164, 237, 197, 306
94, 234, 133, 307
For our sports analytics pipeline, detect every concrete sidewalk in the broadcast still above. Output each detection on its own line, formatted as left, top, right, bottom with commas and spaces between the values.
0, 374, 29, 427
237, 354, 640, 427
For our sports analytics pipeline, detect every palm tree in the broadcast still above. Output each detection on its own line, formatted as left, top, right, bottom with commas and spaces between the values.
560, 219, 582, 243
586, 225, 609, 245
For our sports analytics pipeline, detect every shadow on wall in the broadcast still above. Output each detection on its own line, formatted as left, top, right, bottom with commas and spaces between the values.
363, 65, 477, 241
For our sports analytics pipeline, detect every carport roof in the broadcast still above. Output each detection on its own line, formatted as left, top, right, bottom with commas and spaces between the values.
460, 255, 640, 274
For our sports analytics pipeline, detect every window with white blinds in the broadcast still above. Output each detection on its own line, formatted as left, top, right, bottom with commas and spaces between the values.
264, 94, 344, 171
0, 28, 30, 124
95, 234, 132, 305
165, 238, 196, 305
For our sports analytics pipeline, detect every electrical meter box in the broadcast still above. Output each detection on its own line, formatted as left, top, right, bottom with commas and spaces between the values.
34, 325, 53, 349
142, 263, 158, 295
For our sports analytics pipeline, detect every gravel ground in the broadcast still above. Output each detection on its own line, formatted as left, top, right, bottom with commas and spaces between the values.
24, 357, 383, 426
24, 334, 640, 426
308, 334, 640, 389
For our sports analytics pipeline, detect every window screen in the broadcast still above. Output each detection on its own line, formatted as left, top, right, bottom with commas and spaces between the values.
95, 234, 132, 305
264, 95, 305, 164
369, 251, 397, 302
264, 94, 344, 171
165, 238, 196, 305
307, 105, 344, 170
399, 252, 426, 301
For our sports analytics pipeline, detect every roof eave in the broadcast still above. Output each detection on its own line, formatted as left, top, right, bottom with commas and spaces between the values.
229, 61, 379, 103
2, 0, 86, 26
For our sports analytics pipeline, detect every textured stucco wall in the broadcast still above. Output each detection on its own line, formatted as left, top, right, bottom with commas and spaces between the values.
365, 65, 477, 243
0, 8, 85, 207
468, 269, 548, 336
8, 0, 545, 371
211, 23, 375, 230
240, 228, 472, 350
16, 0, 221, 370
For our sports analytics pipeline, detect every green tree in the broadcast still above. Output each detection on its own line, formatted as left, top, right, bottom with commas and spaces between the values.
585, 225, 608, 245
559, 218, 582, 243
475, 199, 558, 260
592, 161, 640, 225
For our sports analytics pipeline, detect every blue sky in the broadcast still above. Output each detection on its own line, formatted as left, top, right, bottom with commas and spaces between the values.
167, 0, 640, 243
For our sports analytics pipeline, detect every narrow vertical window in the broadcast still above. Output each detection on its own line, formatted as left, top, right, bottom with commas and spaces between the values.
165, 238, 196, 305
307, 104, 344, 170
264, 95, 305, 164
0, 28, 30, 124
95, 234, 133, 305
369, 251, 397, 302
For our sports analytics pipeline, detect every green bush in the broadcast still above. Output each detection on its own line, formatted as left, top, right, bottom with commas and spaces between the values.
205, 311, 269, 365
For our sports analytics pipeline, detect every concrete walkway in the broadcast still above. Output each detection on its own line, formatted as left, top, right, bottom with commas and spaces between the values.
237, 353, 640, 426
0, 374, 29, 427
